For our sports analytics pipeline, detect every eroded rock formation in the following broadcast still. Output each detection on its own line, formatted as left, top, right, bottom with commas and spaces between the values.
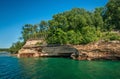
18, 39, 120, 60
18, 39, 77, 57
18, 39, 44, 57
72, 41, 120, 60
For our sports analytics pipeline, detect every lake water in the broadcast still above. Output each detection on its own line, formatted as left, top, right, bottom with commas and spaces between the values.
0, 52, 120, 79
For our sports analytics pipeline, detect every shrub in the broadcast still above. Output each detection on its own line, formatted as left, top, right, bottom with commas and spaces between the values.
103, 32, 120, 41
81, 26, 101, 44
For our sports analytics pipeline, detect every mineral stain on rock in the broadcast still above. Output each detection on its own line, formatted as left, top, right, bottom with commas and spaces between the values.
18, 39, 120, 60
18, 39, 78, 58
73, 41, 120, 60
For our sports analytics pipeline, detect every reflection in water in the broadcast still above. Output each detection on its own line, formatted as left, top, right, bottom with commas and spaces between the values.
0, 52, 120, 79
18, 58, 44, 79
0, 52, 10, 57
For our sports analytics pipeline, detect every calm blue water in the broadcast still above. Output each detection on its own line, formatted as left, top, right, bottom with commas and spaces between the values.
0, 52, 120, 79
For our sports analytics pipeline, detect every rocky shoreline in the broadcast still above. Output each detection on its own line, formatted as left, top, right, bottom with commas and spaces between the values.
18, 39, 78, 58
18, 39, 120, 60
72, 41, 120, 60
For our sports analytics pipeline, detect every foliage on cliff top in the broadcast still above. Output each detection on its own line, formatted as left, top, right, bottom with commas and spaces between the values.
103, 32, 120, 41
9, 0, 120, 53
9, 41, 24, 54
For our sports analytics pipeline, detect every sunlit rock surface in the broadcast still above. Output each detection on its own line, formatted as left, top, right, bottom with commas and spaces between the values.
72, 41, 120, 60
18, 39, 44, 57
18, 39, 77, 57
18, 39, 120, 60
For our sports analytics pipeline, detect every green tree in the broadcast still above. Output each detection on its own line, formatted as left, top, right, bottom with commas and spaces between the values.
49, 8, 93, 31
67, 30, 83, 44
93, 8, 104, 30
9, 41, 24, 54
81, 26, 100, 44
47, 28, 67, 44
21, 24, 34, 41
39, 21, 49, 39
104, 0, 120, 30
47, 8, 103, 44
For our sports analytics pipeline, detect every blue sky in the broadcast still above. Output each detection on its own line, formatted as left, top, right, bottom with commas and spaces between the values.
0, 0, 108, 48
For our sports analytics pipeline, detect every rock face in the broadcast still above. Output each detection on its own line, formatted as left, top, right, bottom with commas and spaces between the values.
18, 39, 44, 57
18, 39, 120, 60
18, 40, 77, 58
42, 45, 78, 57
72, 41, 120, 60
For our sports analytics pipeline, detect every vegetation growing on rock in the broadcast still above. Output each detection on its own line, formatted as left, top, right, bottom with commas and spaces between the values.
9, 0, 120, 53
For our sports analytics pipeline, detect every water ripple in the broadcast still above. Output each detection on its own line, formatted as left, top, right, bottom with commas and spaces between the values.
0, 53, 120, 79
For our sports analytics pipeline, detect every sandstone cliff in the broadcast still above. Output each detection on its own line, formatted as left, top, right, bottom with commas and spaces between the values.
18, 39, 77, 57
18, 39, 44, 57
72, 41, 120, 60
18, 39, 120, 60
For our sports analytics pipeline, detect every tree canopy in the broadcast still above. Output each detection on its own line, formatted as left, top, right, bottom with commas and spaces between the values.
9, 0, 120, 53
104, 0, 120, 30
